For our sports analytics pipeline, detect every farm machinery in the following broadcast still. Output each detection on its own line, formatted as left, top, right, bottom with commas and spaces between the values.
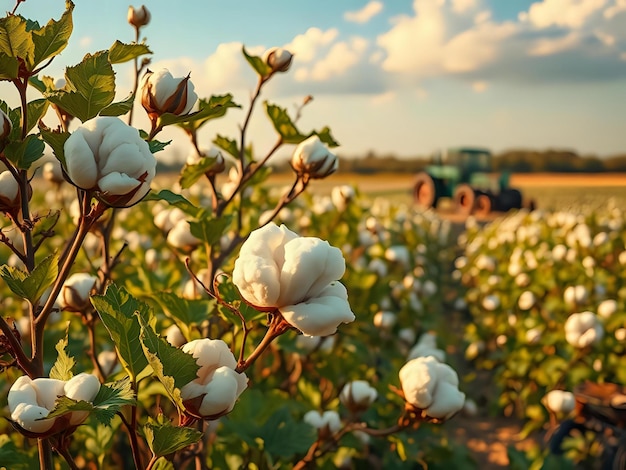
414, 147, 529, 215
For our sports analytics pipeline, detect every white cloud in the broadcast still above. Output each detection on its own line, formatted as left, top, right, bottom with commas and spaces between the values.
604, 0, 626, 19
286, 28, 339, 63
377, 0, 448, 75
474, 10, 491, 24
370, 91, 396, 105
79, 36, 93, 48
471, 80, 488, 92
444, 22, 516, 72
524, 0, 607, 29
527, 33, 580, 56
305, 37, 369, 81
452, 0, 477, 14
344, 1, 384, 24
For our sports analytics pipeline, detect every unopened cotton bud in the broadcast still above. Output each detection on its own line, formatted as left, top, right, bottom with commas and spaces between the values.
339, 380, 377, 413
141, 69, 198, 118
291, 135, 338, 180
0, 171, 19, 207
127, 5, 151, 28
262, 47, 293, 73
61, 273, 98, 311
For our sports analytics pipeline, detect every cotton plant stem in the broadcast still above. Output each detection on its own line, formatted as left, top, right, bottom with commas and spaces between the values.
0, 316, 33, 374
38, 439, 53, 470
235, 313, 291, 373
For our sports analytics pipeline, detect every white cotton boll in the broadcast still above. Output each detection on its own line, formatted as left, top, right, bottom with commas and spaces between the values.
475, 255, 496, 271
597, 299, 618, 319
97, 350, 120, 377
454, 297, 467, 310
518, 291, 536, 310
385, 246, 411, 268
564, 285, 588, 306
373, 311, 397, 330
303, 410, 341, 433
368, 258, 388, 277
487, 275, 501, 287
593, 232, 608, 247
615, 328, 626, 341
463, 398, 478, 417
515, 273, 531, 287
339, 380, 378, 412
454, 256, 468, 269
422, 279, 437, 297
582, 256, 595, 270
482, 295, 500, 311
526, 327, 542, 344
398, 327, 416, 345
508, 261, 522, 277
565, 311, 603, 348
167, 220, 201, 251
544, 390, 575, 415
619, 251, 626, 265
165, 324, 186, 347
593, 358, 603, 372
408, 292, 424, 313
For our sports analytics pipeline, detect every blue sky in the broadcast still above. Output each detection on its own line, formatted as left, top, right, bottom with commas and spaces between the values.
5, 0, 626, 161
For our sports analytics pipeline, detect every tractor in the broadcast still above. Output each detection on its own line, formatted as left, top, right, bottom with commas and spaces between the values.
414, 147, 527, 215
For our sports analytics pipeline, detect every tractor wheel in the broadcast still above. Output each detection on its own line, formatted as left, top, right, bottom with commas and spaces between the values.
498, 188, 523, 211
475, 193, 492, 217
414, 172, 438, 208
454, 184, 475, 215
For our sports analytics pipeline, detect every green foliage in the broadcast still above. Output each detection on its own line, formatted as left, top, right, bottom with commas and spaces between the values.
0, 254, 58, 304
143, 414, 203, 458
45, 50, 116, 122
242, 46, 271, 78
39, 128, 70, 165
189, 215, 233, 248
91, 284, 150, 380
100, 92, 136, 117
137, 313, 200, 410
108, 40, 151, 64
49, 333, 75, 381
3, 134, 45, 169
175, 94, 240, 132
153, 291, 214, 339
213, 134, 239, 159
179, 157, 220, 189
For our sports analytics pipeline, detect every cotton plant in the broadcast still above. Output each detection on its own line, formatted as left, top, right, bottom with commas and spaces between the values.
0, 3, 474, 469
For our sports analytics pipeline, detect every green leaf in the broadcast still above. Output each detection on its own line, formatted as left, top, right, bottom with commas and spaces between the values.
189, 216, 232, 248
39, 128, 69, 166
99, 93, 135, 117
0, 434, 36, 468
265, 102, 307, 144
137, 313, 199, 410
152, 458, 175, 470
0, 53, 19, 80
108, 40, 151, 64
45, 51, 115, 122
24, 99, 49, 134
179, 158, 219, 189
153, 292, 214, 339
143, 415, 203, 457
91, 284, 150, 381
0, 15, 34, 68
213, 134, 239, 159
143, 190, 205, 218
30, 1, 73, 70
46, 395, 95, 420
91, 377, 136, 425
175, 94, 240, 132
260, 408, 316, 459
242, 46, 271, 78
314, 126, 340, 148
49, 332, 75, 381
138, 130, 171, 153
0, 254, 58, 304
4, 134, 45, 170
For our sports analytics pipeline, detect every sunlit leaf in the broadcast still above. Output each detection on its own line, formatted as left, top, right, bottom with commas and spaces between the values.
91, 284, 150, 380
178, 157, 219, 189
30, 0, 73, 70
0, 254, 58, 303
265, 102, 306, 144
39, 128, 70, 166
242, 46, 271, 78
143, 415, 203, 457
213, 134, 239, 159
45, 51, 115, 122
0, 15, 34, 67
100, 93, 135, 117
49, 332, 75, 381
175, 94, 240, 132
108, 40, 151, 64
137, 313, 199, 410
3, 134, 45, 169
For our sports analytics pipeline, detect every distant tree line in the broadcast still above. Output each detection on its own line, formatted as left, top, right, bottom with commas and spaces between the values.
327, 149, 626, 174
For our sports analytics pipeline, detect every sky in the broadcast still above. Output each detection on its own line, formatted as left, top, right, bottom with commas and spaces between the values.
4, 0, 626, 163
